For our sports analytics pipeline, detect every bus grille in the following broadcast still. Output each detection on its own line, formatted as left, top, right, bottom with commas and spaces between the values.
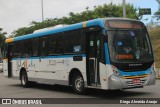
126, 79, 146, 87
122, 74, 150, 79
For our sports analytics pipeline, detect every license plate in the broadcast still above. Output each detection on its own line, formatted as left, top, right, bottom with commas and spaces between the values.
132, 79, 140, 84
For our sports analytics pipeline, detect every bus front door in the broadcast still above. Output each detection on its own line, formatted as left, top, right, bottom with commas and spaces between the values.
86, 31, 100, 86
8, 44, 13, 78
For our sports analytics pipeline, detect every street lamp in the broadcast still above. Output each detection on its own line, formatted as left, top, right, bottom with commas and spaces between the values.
122, 0, 126, 18
41, 0, 44, 21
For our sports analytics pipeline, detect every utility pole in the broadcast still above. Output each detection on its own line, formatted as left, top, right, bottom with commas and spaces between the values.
123, 0, 126, 18
41, 0, 44, 21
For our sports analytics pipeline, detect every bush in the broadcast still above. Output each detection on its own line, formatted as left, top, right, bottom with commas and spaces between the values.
149, 26, 160, 68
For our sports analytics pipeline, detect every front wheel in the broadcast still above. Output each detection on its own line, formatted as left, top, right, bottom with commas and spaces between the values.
72, 73, 86, 94
20, 71, 30, 87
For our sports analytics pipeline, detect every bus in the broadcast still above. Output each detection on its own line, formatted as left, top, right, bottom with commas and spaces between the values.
3, 18, 156, 94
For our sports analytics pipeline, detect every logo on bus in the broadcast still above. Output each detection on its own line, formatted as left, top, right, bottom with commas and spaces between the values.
16, 59, 35, 70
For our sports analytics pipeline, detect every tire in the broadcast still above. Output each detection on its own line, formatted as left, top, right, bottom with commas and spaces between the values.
20, 71, 30, 87
72, 73, 86, 94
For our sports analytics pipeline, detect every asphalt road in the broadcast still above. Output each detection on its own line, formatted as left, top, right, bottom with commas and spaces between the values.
0, 73, 160, 107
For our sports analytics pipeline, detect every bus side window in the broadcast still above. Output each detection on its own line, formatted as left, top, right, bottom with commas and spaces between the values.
22, 39, 33, 57
63, 29, 84, 54
48, 34, 63, 55
27, 40, 33, 57
32, 38, 38, 56
38, 37, 48, 56
13, 41, 22, 58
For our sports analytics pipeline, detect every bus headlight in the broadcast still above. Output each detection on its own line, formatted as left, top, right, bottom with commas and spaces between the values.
111, 65, 120, 77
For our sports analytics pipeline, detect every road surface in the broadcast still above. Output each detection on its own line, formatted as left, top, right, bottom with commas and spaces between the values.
0, 73, 160, 107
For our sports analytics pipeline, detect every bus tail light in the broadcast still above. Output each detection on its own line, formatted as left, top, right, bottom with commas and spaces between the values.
111, 65, 120, 77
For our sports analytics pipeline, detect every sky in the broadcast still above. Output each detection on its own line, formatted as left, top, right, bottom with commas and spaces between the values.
0, 0, 159, 36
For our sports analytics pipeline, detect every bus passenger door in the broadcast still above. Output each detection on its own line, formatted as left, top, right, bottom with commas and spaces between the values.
7, 44, 13, 78
86, 31, 100, 86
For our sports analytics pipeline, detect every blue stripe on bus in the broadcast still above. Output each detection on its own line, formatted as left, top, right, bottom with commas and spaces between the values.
14, 23, 83, 41
104, 43, 110, 64
12, 54, 86, 60
118, 68, 151, 76
47, 54, 86, 58
14, 19, 105, 41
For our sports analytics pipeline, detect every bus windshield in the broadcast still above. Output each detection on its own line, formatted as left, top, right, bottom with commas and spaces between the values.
107, 29, 153, 63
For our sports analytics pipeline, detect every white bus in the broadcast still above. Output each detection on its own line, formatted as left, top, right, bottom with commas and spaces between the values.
3, 18, 156, 94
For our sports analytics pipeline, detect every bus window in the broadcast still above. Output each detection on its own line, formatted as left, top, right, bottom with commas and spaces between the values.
13, 41, 22, 58
32, 38, 38, 56
108, 30, 153, 62
38, 37, 48, 56
63, 30, 84, 54
22, 39, 32, 57
48, 34, 63, 55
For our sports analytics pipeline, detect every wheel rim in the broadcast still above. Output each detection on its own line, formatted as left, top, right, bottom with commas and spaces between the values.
22, 74, 26, 85
75, 76, 84, 92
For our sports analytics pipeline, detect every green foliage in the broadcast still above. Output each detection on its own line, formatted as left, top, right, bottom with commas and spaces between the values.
0, 28, 6, 60
154, 11, 160, 20
0, 28, 6, 47
149, 26, 160, 68
13, 3, 139, 37
154, 0, 160, 20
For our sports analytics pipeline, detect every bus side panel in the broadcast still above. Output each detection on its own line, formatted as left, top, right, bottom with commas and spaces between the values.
47, 57, 87, 86
48, 57, 69, 82
26, 59, 37, 79
36, 58, 50, 83
69, 57, 87, 83
99, 62, 108, 89
12, 59, 19, 78
12, 58, 37, 80
12, 56, 87, 86
3, 59, 8, 77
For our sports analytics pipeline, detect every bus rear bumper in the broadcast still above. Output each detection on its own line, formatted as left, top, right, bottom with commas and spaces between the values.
108, 72, 156, 90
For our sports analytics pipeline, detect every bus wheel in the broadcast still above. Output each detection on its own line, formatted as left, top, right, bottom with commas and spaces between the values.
72, 73, 86, 94
20, 71, 29, 87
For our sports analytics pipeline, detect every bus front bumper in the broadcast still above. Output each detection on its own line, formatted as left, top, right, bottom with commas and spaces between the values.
108, 72, 156, 90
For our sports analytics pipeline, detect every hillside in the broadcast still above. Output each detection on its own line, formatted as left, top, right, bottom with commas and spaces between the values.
149, 26, 160, 68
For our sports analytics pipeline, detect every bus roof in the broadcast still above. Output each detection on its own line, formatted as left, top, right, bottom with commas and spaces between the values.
6, 18, 105, 43
6, 18, 142, 43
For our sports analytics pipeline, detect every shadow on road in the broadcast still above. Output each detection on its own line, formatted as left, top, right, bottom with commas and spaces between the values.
10, 83, 153, 98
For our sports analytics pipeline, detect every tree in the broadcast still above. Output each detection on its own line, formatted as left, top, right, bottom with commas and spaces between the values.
0, 28, 6, 47
13, 3, 139, 37
154, 0, 160, 20
0, 28, 7, 60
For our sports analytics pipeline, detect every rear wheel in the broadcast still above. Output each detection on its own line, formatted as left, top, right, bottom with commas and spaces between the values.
20, 71, 30, 87
72, 73, 86, 94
